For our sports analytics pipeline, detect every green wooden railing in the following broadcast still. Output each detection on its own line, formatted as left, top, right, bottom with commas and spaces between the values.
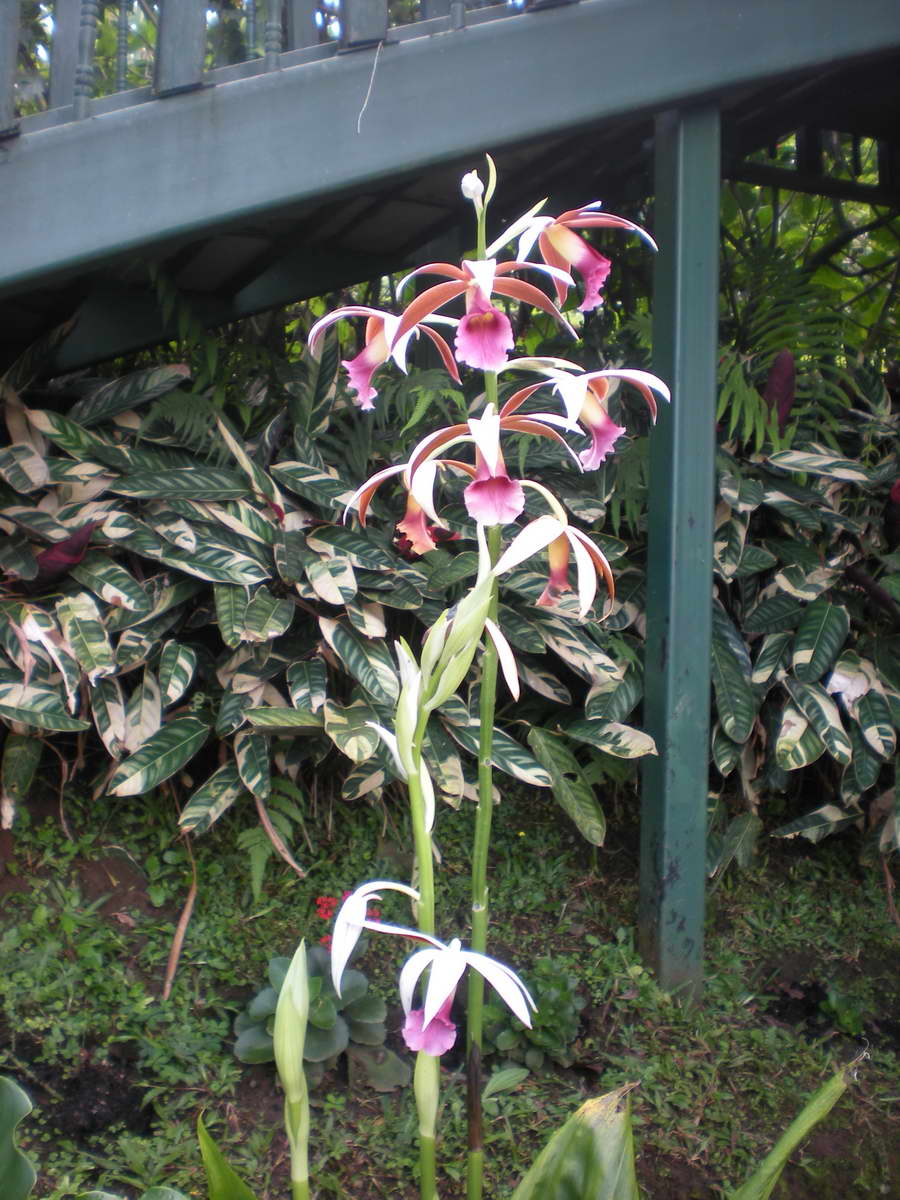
1, 0, 551, 134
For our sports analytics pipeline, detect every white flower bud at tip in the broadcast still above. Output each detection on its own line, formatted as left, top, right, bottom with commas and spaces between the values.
461, 171, 484, 205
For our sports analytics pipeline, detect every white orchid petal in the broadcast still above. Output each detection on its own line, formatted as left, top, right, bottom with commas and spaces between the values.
462, 258, 497, 300
513, 261, 574, 288
308, 305, 384, 356
589, 368, 671, 404
391, 327, 417, 375
467, 407, 501, 473
492, 515, 565, 576
343, 464, 406, 522
366, 722, 408, 780
567, 529, 597, 619
408, 459, 441, 523
419, 758, 436, 835
462, 950, 536, 1026
331, 880, 422, 995
485, 200, 549, 258
485, 618, 520, 700
422, 945, 468, 1027
399, 947, 440, 1014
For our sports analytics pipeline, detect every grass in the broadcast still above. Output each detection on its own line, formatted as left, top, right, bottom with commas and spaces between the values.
1, 780, 897, 1199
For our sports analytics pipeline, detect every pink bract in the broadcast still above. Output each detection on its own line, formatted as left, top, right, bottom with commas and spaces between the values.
402, 995, 457, 1056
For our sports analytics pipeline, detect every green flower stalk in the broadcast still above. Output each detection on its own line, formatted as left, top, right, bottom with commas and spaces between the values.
273, 940, 311, 1200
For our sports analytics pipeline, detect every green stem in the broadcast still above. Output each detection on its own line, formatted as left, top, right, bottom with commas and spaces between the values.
415, 1050, 440, 1200
466, 521, 502, 1200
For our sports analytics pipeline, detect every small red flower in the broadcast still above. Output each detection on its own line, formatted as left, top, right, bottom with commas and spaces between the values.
319, 934, 332, 948
315, 895, 339, 920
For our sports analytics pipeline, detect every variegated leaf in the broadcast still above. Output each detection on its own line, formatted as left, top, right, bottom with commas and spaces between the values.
0, 534, 37, 580
850, 691, 896, 759
20, 608, 81, 711
306, 526, 396, 572
234, 729, 271, 800
56, 592, 116, 684
305, 554, 357, 604
341, 761, 388, 801
584, 669, 642, 723
711, 723, 742, 775
124, 668, 162, 753
345, 598, 386, 639
563, 719, 657, 759
0, 699, 89, 732
69, 364, 190, 426
201, 499, 277, 547
101, 511, 164, 556
767, 447, 870, 483
744, 592, 803, 633
4, 506, 69, 542
107, 715, 210, 796
792, 599, 849, 683
109, 467, 249, 500
243, 586, 295, 642
215, 415, 284, 510
708, 812, 763, 876
714, 514, 748, 580
519, 661, 571, 704
775, 705, 825, 770
527, 728, 605, 845
497, 604, 546, 653
319, 618, 399, 706
69, 552, 151, 614
841, 724, 881, 799
116, 626, 161, 673
359, 571, 422, 610
774, 565, 837, 602
156, 544, 270, 586
286, 660, 327, 713
323, 699, 379, 763
783, 677, 852, 765
91, 676, 128, 758
424, 720, 464, 801
441, 717, 552, 787
270, 461, 355, 510
425, 552, 480, 595
245, 706, 324, 733
751, 632, 792, 688
158, 641, 198, 706
0, 443, 50, 492
216, 688, 252, 736
734, 543, 777, 578
25, 408, 130, 470
153, 512, 198, 552
532, 613, 624, 687
711, 621, 756, 744
772, 804, 861, 843
180, 763, 246, 834
213, 583, 250, 649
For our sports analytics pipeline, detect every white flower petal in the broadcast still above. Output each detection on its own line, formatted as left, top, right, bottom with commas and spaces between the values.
399, 946, 440, 1014
492, 515, 565, 576
422, 943, 468, 1026
462, 258, 498, 300
332, 880, 421, 996
462, 950, 536, 1027
567, 530, 597, 619
308, 305, 383, 357
408, 459, 441, 523
467, 407, 501, 473
485, 618, 520, 700
419, 758, 436, 835
366, 722, 408, 780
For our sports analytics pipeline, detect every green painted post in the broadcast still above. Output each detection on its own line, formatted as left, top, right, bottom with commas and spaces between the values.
640, 106, 720, 1002
0, 1, 18, 137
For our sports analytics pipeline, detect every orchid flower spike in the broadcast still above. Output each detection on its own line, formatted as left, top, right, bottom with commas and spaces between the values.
308, 306, 460, 410
330, 880, 424, 997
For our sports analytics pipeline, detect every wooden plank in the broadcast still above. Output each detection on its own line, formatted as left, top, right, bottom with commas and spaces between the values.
640, 106, 720, 1002
154, 0, 207, 96
1, 0, 899, 293
48, 0, 80, 111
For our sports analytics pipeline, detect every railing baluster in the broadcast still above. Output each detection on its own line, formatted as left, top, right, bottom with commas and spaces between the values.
73, 0, 100, 120
341, 0, 388, 49
265, 0, 283, 69
49, 0, 80, 111
154, 0, 207, 97
116, 1, 130, 92
0, 0, 17, 137
245, 0, 257, 58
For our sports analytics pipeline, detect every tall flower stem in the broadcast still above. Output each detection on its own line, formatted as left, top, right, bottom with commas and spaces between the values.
409, 717, 437, 1199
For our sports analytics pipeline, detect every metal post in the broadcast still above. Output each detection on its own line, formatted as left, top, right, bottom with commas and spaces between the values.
0, 0, 17, 137
265, 0, 283, 69
640, 105, 720, 1002
116, 1, 131, 93
73, 0, 100, 119
49, 0, 80, 111
154, 0, 207, 97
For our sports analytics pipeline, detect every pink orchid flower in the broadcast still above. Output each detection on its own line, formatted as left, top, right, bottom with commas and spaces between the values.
501, 359, 670, 470
308, 306, 460, 410
391, 257, 576, 373
488, 203, 657, 313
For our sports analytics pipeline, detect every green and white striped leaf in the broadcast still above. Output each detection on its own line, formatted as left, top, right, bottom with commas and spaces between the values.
306, 526, 396, 572
519, 661, 571, 704
734, 543, 778, 578
216, 688, 252, 736
202, 499, 277, 547
234, 729, 271, 800
286, 660, 327, 713
751, 632, 792, 688
25, 408, 130, 470
344, 598, 386, 639
425, 551, 480, 595
109, 468, 249, 501
124, 668, 162, 753
714, 514, 748, 580
305, 554, 357, 604
56, 592, 116, 684
69, 552, 152, 614
850, 690, 896, 759
0, 533, 37, 580
783, 678, 852, 765
719, 472, 764, 512
101, 511, 164, 556
775, 705, 825, 770
323, 699, 379, 763
158, 641, 198, 707
243, 587, 295, 642
0, 679, 90, 732
497, 605, 546, 653
319, 618, 399, 706
213, 584, 250, 649
563, 719, 657, 759
153, 512, 198, 553
274, 529, 306, 583
443, 718, 552, 787
711, 623, 757, 744
19, 608, 81, 710
341, 761, 388, 801
270, 461, 355, 510
156, 544, 269, 586
584, 669, 643, 724
744, 593, 803, 634
841, 724, 881, 799
774, 564, 837, 602
116, 626, 161, 673
69, 364, 191, 426
180, 763, 246, 834
533, 613, 624, 688
246, 707, 324, 733
359, 572, 422, 610
91, 676, 128, 758
215, 415, 284, 509
603, 574, 645, 632
712, 723, 743, 775
772, 804, 861, 843
767, 446, 870, 483
708, 812, 763, 877
0, 442, 50, 492
424, 720, 464, 801
108, 716, 210, 796
792, 599, 849, 683
527, 728, 605, 845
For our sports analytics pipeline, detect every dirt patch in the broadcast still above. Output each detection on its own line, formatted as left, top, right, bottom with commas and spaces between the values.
75, 852, 157, 921
637, 1149, 717, 1199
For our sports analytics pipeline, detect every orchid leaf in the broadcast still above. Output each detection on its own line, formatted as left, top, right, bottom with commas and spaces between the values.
0, 1076, 36, 1200
196, 1116, 259, 1200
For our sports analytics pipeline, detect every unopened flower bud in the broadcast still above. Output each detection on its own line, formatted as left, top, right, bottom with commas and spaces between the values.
461, 170, 484, 207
